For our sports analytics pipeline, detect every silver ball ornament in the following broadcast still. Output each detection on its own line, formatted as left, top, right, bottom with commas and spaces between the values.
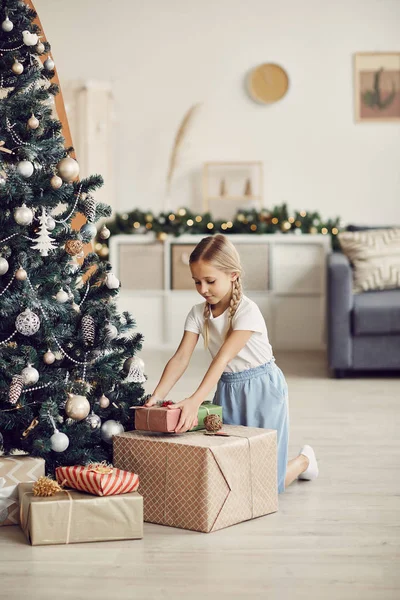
99, 394, 110, 409
99, 225, 111, 240
86, 412, 101, 430
12, 60, 23, 75
44, 57, 55, 70
65, 394, 90, 421
21, 365, 39, 385
46, 216, 56, 231
2, 17, 14, 32
15, 308, 40, 336
50, 429, 69, 452
57, 156, 79, 182
0, 257, 9, 275
80, 222, 97, 241
27, 114, 40, 129
43, 350, 56, 364
56, 289, 69, 303
36, 41, 45, 54
15, 267, 27, 281
50, 174, 63, 189
105, 323, 118, 341
17, 161, 34, 178
100, 420, 124, 444
14, 204, 34, 226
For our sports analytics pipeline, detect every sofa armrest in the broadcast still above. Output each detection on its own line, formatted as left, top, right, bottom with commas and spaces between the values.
327, 252, 353, 370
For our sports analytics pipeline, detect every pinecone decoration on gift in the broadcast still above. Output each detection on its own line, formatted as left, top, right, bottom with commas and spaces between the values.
9, 375, 24, 404
33, 476, 63, 497
83, 195, 97, 223
81, 314, 95, 346
204, 414, 222, 433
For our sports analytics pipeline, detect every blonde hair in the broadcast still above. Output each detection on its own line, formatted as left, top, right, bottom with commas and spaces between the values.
189, 234, 243, 349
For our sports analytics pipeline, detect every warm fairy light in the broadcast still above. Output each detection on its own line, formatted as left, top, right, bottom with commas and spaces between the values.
178, 208, 186, 216
295, 220, 301, 227
221, 223, 227, 230
250, 224, 257, 231
227, 221, 233, 228
133, 222, 140, 229
187, 219, 194, 226
122, 213, 128, 220
321, 227, 328, 234
145, 223, 152, 229
300, 210, 307, 217
332, 227, 338, 235
168, 214, 175, 221
95, 243, 102, 251
145, 214, 153, 222
272, 217, 279, 225
207, 222, 214, 229
195, 216, 202, 222
282, 221, 291, 230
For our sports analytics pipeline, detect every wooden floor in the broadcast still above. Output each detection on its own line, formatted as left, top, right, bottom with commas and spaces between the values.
1, 351, 399, 600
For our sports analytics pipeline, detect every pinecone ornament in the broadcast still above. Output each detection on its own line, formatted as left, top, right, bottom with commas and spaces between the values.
9, 375, 24, 404
81, 314, 95, 346
83, 195, 96, 222
204, 414, 223, 433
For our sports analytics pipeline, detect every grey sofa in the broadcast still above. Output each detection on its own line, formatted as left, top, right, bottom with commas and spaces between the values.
327, 252, 400, 377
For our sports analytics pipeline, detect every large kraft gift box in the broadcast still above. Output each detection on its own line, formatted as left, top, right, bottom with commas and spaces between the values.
0, 456, 45, 526
113, 425, 278, 533
19, 482, 143, 545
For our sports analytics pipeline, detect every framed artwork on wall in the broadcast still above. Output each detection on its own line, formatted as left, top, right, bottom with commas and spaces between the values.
354, 52, 400, 122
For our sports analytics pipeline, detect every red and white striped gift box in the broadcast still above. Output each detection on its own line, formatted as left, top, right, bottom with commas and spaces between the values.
55, 464, 139, 497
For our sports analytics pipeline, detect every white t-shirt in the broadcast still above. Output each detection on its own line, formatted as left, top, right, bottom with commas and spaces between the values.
184, 295, 273, 373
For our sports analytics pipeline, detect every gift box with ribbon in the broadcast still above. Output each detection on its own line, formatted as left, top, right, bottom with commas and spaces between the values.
55, 463, 139, 496
18, 482, 143, 545
134, 401, 223, 433
0, 456, 45, 526
113, 424, 278, 533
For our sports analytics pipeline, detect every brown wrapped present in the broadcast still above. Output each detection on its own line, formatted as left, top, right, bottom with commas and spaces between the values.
113, 425, 277, 533
0, 456, 45, 526
18, 482, 143, 545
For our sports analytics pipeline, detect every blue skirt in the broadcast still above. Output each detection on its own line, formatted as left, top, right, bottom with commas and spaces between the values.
213, 360, 289, 494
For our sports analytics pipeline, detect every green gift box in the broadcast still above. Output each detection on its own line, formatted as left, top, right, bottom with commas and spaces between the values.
190, 401, 222, 431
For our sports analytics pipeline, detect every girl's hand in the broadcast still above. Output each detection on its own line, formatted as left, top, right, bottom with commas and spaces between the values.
144, 395, 162, 407
168, 396, 200, 433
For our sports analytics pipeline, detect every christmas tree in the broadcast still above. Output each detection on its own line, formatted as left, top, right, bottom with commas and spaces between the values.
0, 0, 145, 473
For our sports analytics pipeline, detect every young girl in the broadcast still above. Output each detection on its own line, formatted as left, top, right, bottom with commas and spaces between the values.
145, 234, 318, 493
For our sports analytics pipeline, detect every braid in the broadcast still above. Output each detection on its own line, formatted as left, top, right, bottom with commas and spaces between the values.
203, 301, 211, 349
226, 277, 243, 339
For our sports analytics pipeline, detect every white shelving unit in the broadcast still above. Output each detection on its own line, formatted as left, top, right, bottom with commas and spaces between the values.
109, 234, 332, 351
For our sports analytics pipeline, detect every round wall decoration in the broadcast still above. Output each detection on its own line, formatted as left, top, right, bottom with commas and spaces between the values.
247, 63, 289, 104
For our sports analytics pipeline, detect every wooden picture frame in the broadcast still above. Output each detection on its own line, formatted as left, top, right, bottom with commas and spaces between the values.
354, 52, 400, 122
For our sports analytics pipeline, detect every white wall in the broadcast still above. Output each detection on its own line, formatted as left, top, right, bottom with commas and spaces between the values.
35, 0, 400, 226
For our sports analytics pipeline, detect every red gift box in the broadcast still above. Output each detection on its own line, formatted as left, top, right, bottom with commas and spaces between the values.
55, 463, 139, 497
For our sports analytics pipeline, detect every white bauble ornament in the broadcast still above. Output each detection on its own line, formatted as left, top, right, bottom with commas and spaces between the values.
12, 60, 23, 75
80, 222, 97, 240
71, 302, 80, 313
123, 356, 146, 383
36, 41, 45, 54
22, 30, 39, 46
99, 225, 111, 240
1, 17, 13, 32
50, 429, 69, 452
43, 350, 56, 364
17, 160, 34, 178
86, 412, 101, 430
57, 156, 79, 182
50, 174, 63, 189
27, 114, 40, 129
21, 365, 39, 385
65, 394, 90, 421
100, 420, 124, 444
44, 56, 55, 70
15, 308, 40, 336
15, 267, 27, 281
46, 216, 56, 231
14, 204, 34, 225
56, 289, 69, 303
0, 257, 9, 275
105, 323, 118, 341
105, 272, 120, 289
99, 394, 110, 409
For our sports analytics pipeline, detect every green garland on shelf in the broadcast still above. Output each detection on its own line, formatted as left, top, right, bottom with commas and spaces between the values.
95, 204, 342, 259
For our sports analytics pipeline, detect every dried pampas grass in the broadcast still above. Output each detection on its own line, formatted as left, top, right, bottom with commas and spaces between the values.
166, 103, 201, 194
